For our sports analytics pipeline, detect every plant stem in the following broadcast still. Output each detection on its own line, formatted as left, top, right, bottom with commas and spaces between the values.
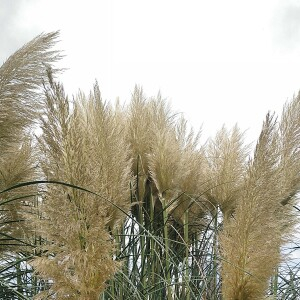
162, 196, 172, 300
184, 209, 190, 300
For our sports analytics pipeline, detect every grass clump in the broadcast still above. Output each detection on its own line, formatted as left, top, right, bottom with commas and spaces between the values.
0, 32, 299, 300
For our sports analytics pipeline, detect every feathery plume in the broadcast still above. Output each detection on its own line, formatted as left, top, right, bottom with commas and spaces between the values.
126, 87, 212, 233
32, 74, 131, 299
0, 31, 62, 151
220, 111, 298, 299
0, 31, 61, 253
205, 125, 249, 219
0, 141, 38, 252
126, 87, 176, 224
278, 91, 300, 206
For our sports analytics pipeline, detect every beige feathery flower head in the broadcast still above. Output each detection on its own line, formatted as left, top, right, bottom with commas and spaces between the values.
0, 31, 62, 151
220, 111, 299, 299
32, 73, 132, 299
205, 125, 249, 219
0, 31, 62, 254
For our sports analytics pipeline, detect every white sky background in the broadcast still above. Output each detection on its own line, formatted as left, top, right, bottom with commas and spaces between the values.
2, 0, 300, 144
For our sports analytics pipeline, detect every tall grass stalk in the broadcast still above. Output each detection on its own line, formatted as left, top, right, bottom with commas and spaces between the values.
161, 196, 172, 300
212, 208, 219, 300
184, 209, 190, 300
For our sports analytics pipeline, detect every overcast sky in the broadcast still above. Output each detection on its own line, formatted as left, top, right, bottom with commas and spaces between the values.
2, 0, 300, 144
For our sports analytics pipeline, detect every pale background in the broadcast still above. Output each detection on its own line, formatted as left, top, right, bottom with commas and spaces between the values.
2, 0, 300, 144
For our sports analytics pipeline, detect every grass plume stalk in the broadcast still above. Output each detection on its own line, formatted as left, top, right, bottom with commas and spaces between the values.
31, 73, 132, 299
0, 141, 38, 252
0, 31, 61, 255
0, 31, 63, 298
205, 125, 249, 220
220, 112, 299, 299
0, 31, 62, 152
